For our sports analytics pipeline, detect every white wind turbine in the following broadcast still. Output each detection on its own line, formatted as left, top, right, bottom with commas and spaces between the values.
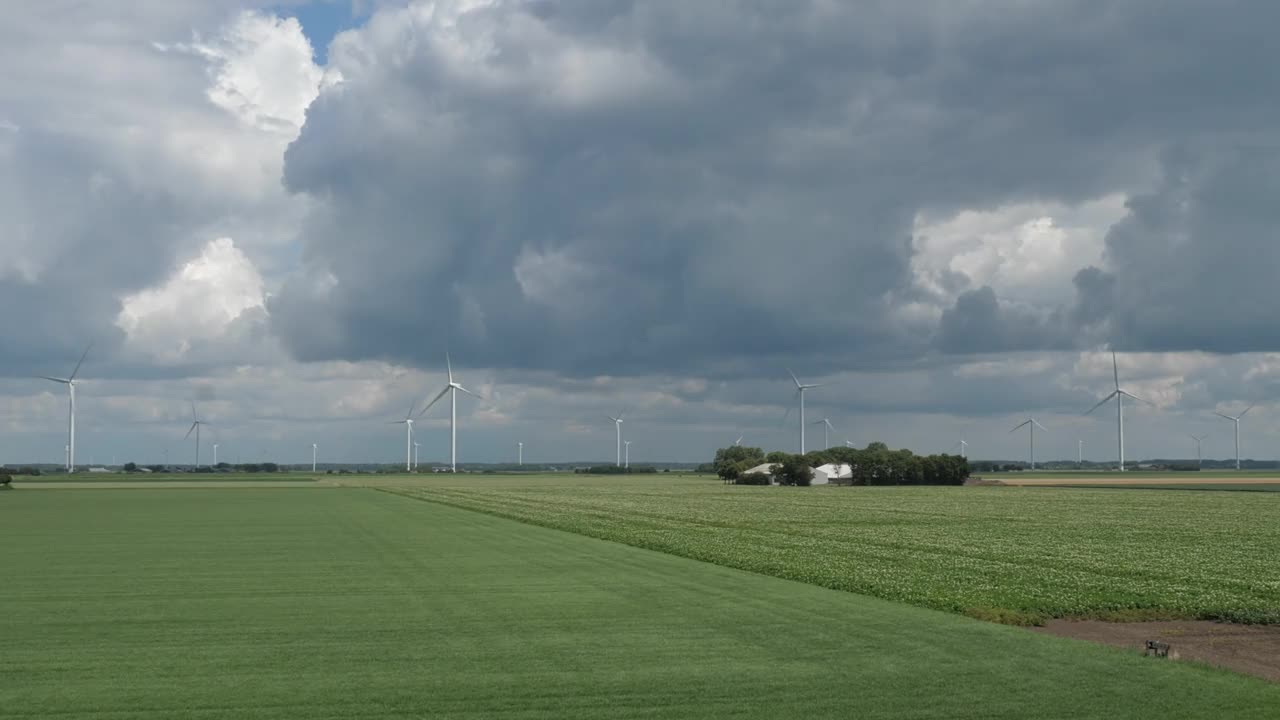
734, 435, 744, 447
419, 355, 482, 473
607, 413, 624, 467
184, 402, 209, 467
624, 440, 631, 469
1214, 403, 1255, 471
1188, 433, 1210, 470
1085, 351, 1148, 472
784, 370, 824, 454
389, 402, 416, 472
810, 418, 835, 450
518, 441, 523, 466
1009, 418, 1047, 469
845, 440, 857, 448
954, 439, 968, 459
38, 344, 91, 471
413, 441, 420, 470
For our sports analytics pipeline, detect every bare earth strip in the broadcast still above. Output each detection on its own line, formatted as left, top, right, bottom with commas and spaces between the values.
11, 480, 320, 489
993, 476, 1280, 486
1034, 620, 1280, 682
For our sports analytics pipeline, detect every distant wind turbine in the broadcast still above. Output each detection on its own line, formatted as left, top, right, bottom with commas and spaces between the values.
845, 440, 857, 448
607, 413, 624, 467
413, 441, 420, 470
954, 439, 968, 459
624, 440, 631, 469
1085, 351, 1148, 472
784, 370, 824, 454
518, 441, 523, 466
1214, 404, 1255, 471
419, 355, 483, 473
312, 443, 318, 473
213, 443, 219, 466
734, 435, 743, 447
389, 402, 416, 472
38, 344, 91, 471
1188, 433, 1210, 470
1010, 418, 1047, 469
184, 402, 208, 467
810, 418, 835, 450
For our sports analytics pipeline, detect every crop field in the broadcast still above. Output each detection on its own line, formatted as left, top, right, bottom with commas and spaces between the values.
986, 471, 1280, 492
4, 486, 1280, 718
385, 474, 1280, 625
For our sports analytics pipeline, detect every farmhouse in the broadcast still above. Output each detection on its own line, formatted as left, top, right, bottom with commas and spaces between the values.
741, 462, 779, 477
811, 463, 852, 485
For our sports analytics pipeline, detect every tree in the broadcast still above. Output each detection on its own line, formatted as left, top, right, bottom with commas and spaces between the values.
123, 462, 138, 472
713, 445, 765, 480
765, 451, 790, 464
773, 454, 813, 486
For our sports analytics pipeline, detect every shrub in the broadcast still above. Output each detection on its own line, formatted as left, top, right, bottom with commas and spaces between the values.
0, 473, 12, 487
736, 472, 771, 486
773, 456, 813, 486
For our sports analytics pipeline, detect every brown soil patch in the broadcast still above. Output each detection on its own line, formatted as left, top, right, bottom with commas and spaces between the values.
1033, 620, 1280, 682
998, 476, 1280, 485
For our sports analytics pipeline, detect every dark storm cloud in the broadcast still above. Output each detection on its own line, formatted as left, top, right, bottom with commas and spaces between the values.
272, 0, 1280, 377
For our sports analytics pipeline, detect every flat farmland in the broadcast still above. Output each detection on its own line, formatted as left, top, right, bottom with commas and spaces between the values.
384, 475, 1280, 625
3, 487, 1279, 718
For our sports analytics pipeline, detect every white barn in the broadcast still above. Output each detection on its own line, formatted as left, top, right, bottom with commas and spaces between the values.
811, 463, 852, 485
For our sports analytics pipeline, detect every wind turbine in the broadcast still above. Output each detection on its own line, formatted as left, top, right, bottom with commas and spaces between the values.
784, 370, 824, 454
184, 402, 208, 467
954, 439, 968, 459
38, 344, 91, 471
810, 418, 835, 450
624, 440, 631, 469
312, 443, 318, 473
607, 413, 624, 467
845, 440, 857, 448
1009, 418, 1047, 469
734, 435, 743, 447
418, 355, 482, 473
518, 441, 523, 466
213, 443, 219, 466
1085, 350, 1148, 472
389, 402, 416, 472
1214, 404, 1254, 471
1188, 433, 1209, 470
413, 441, 420, 470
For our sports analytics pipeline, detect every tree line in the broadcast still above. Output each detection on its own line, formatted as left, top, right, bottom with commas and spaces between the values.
711, 442, 969, 486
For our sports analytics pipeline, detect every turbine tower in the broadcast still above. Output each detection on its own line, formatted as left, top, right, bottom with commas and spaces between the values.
389, 402, 416, 472
419, 355, 482, 473
954, 439, 968, 459
810, 418, 835, 450
1085, 351, 1148, 472
184, 402, 208, 467
1214, 404, 1254, 471
518, 441, 523, 466
1188, 433, 1209, 470
1009, 418, 1047, 469
624, 440, 631, 469
213, 443, 219, 466
785, 370, 824, 454
413, 441, 420, 470
312, 443, 318, 473
39, 344, 91, 471
607, 413, 624, 467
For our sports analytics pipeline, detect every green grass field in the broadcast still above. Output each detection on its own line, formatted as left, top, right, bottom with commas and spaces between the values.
386, 475, 1280, 625
3, 487, 1279, 718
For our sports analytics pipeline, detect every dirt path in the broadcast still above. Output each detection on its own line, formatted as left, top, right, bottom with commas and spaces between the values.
1033, 620, 1280, 682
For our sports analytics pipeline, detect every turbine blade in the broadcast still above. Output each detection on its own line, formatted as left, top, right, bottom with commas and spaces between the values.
406, 400, 417, 420
1085, 391, 1118, 415
803, 383, 826, 389
1112, 350, 1120, 391
1240, 402, 1256, 418
1009, 420, 1031, 433
183, 422, 197, 440
1033, 419, 1048, 432
781, 405, 793, 426
1214, 412, 1235, 421
787, 369, 801, 389
38, 375, 70, 384
446, 353, 453, 383
69, 343, 92, 381
190, 400, 198, 421
456, 385, 482, 400
1121, 390, 1151, 405
417, 385, 451, 416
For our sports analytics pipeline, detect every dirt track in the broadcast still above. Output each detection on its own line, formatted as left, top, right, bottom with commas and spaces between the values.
995, 476, 1280, 486
1034, 620, 1280, 682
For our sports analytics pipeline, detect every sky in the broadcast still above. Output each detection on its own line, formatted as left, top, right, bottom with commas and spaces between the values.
4, 0, 1280, 467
